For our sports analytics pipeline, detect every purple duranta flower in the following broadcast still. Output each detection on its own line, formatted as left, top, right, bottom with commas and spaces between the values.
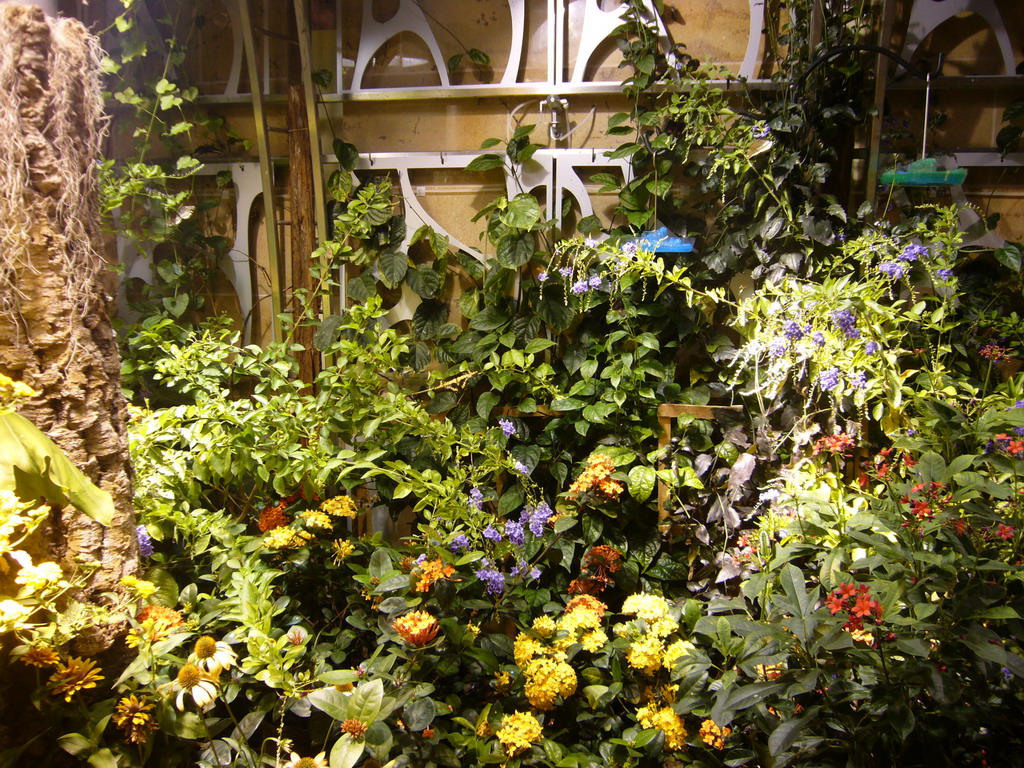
499, 418, 517, 437
783, 320, 805, 341
819, 367, 840, 391
831, 309, 861, 339
450, 534, 471, 552
879, 261, 907, 279
482, 525, 501, 542
136, 525, 154, 557
899, 243, 928, 262
865, 341, 879, 355
474, 564, 506, 595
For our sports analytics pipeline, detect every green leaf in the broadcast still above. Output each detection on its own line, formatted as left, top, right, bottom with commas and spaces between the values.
468, 48, 490, 66
577, 215, 602, 234
995, 245, 1022, 273
315, 315, 346, 350
469, 305, 510, 332
349, 679, 385, 722
369, 549, 392, 580
346, 272, 376, 302
329, 735, 365, 768
403, 698, 436, 730
379, 249, 409, 287
406, 264, 441, 298
58, 733, 91, 757
466, 153, 505, 172
333, 140, 359, 171
537, 298, 575, 331
627, 465, 657, 502
500, 194, 541, 230
88, 749, 118, 768
497, 232, 534, 268
162, 294, 188, 318
477, 391, 500, 419
0, 412, 114, 525
768, 707, 819, 755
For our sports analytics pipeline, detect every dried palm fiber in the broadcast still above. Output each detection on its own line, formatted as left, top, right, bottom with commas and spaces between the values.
0, 5, 106, 320
0, 6, 136, 656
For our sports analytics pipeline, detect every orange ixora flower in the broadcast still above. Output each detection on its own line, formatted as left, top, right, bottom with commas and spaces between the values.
699, 719, 732, 750
127, 605, 185, 647
392, 610, 440, 646
340, 718, 368, 738
49, 657, 105, 702
258, 502, 290, 532
413, 557, 456, 592
114, 694, 157, 744
567, 453, 624, 501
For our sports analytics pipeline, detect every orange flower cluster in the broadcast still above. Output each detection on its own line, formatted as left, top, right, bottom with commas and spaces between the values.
994, 433, 1024, 457
127, 605, 186, 646
899, 481, 952, 527
392, 611, 440, 646
813, 432, 856, 455
564, 594, 608, 617
826, 583, 883, 635
341, 718, 368, 738
567, 453, 623, 501
569, 545, 622, 595
258, 501, 290, 532
699, 719, 732, 750
414, 558, 456, 592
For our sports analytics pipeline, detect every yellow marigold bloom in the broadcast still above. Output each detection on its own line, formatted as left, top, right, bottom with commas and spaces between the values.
302, 509, 333, 529
16, 561, 65, 592
496, 711, 542, 756
20, 645, 61, 668
524, 658, 576, 710
392, 610, 440, 646
174, 663, 218, 710
622, 593, 671, 623
49, 657, 105, 702
513, 632, 544, 667
119, 575, 157, 599
321, 496, 358, 518
532, 616, 557, 638
332, 539, 355, 562
663, 639, 695, 669
637, 704, 687, 751
114, 695, 157, 744
414, 558, 455, 592
263, 527, 313, 550
627, 635, 665, 675
699, 718, 731, 749
190, 636, 237, 674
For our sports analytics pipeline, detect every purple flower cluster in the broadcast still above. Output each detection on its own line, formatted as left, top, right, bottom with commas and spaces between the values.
474, 561, 506, 595
831, 309, 861, 339
499, 418, 517, 437
783, 320, 807, 341
899, 244, 928, 262
865, 341, 879, 355
621, 241, 638, 256
559, 267, 573, 278
468, 488, 484, 511
513, 460, 529, 475
879, 261, 907, 279
510, 560, 541, 580
450, 534, 471, 553
935, 268, 954, 280
505, 519, 525, 546
571, 274, 604, 295
819, 367, 840, 391
483, 525, 501, 542
769, 338, 787, 358
812, 331, 826, 348
137, 525, 154, 558
1016, 400, 1024, 409
849, 371, 868, 389
537, 271, 549, 282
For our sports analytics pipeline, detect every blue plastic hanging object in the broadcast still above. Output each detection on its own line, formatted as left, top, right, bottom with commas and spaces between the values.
880, 157, 967, 188
630, 227, 695, 253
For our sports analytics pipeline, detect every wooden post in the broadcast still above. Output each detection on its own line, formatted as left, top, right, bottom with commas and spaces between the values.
288, 82, 321, 387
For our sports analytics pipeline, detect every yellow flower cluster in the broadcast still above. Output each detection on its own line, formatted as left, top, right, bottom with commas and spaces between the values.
496, 711, 542, 756
263, 527, 313, 550
567, 453, 624, 500
699, 718, 731, 750
637, 704, 687, 751
332, 539, 355, 562
0, 372, 37, 409
0, 490, 49, 559
619, 593, 681, 675
114, 694, 157, 744
16, 561, 66, 593
0, 599, 32, 632
512, 597, 608, 710
523, 657, 576, 709
662, 639, 696, 670
321, 496, 358, 518
49, 657, 105, 702
302, 509, 333, 529
119, 575, 157, 599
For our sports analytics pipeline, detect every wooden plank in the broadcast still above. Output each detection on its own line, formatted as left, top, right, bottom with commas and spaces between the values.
288, 82, 321, 388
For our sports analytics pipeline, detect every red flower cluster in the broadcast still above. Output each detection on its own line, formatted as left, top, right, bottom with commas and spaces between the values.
900, 481, 952, 524
813, 432, 857, 456
860, 447, 916, 487
979, 342, 1012, 362
258, 502, 290, 532
993, 433, 1024, 457
826, 583, 884, 632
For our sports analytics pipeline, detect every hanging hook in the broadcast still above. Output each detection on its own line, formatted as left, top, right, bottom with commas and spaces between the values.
591, 147, 596, 162
440, 151, 445, 166
368, 153, 374, 167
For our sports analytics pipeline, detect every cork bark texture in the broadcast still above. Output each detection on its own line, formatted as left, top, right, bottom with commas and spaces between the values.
0, 5, 137, 655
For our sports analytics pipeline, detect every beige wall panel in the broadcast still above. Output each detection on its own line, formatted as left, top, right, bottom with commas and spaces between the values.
888, 84, 1021, 153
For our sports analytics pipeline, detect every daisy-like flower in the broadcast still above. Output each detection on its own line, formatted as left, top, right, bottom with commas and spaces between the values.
282, 751, 328, 768
19, 645, 61, 668
114, 694, 157, 744
49, 657, 105, 702
174, 663, 219, 711
190, 636, 237, 674
392, 610, 440, 646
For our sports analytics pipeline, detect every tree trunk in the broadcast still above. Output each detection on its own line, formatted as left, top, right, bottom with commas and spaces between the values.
0, 5, 136, 655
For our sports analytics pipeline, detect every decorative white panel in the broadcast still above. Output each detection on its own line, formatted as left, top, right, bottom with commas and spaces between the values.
900, 0, 1015, 75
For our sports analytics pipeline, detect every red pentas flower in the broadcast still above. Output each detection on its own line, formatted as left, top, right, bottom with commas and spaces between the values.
827, 582, 884, 634
813, 432, 857, 456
